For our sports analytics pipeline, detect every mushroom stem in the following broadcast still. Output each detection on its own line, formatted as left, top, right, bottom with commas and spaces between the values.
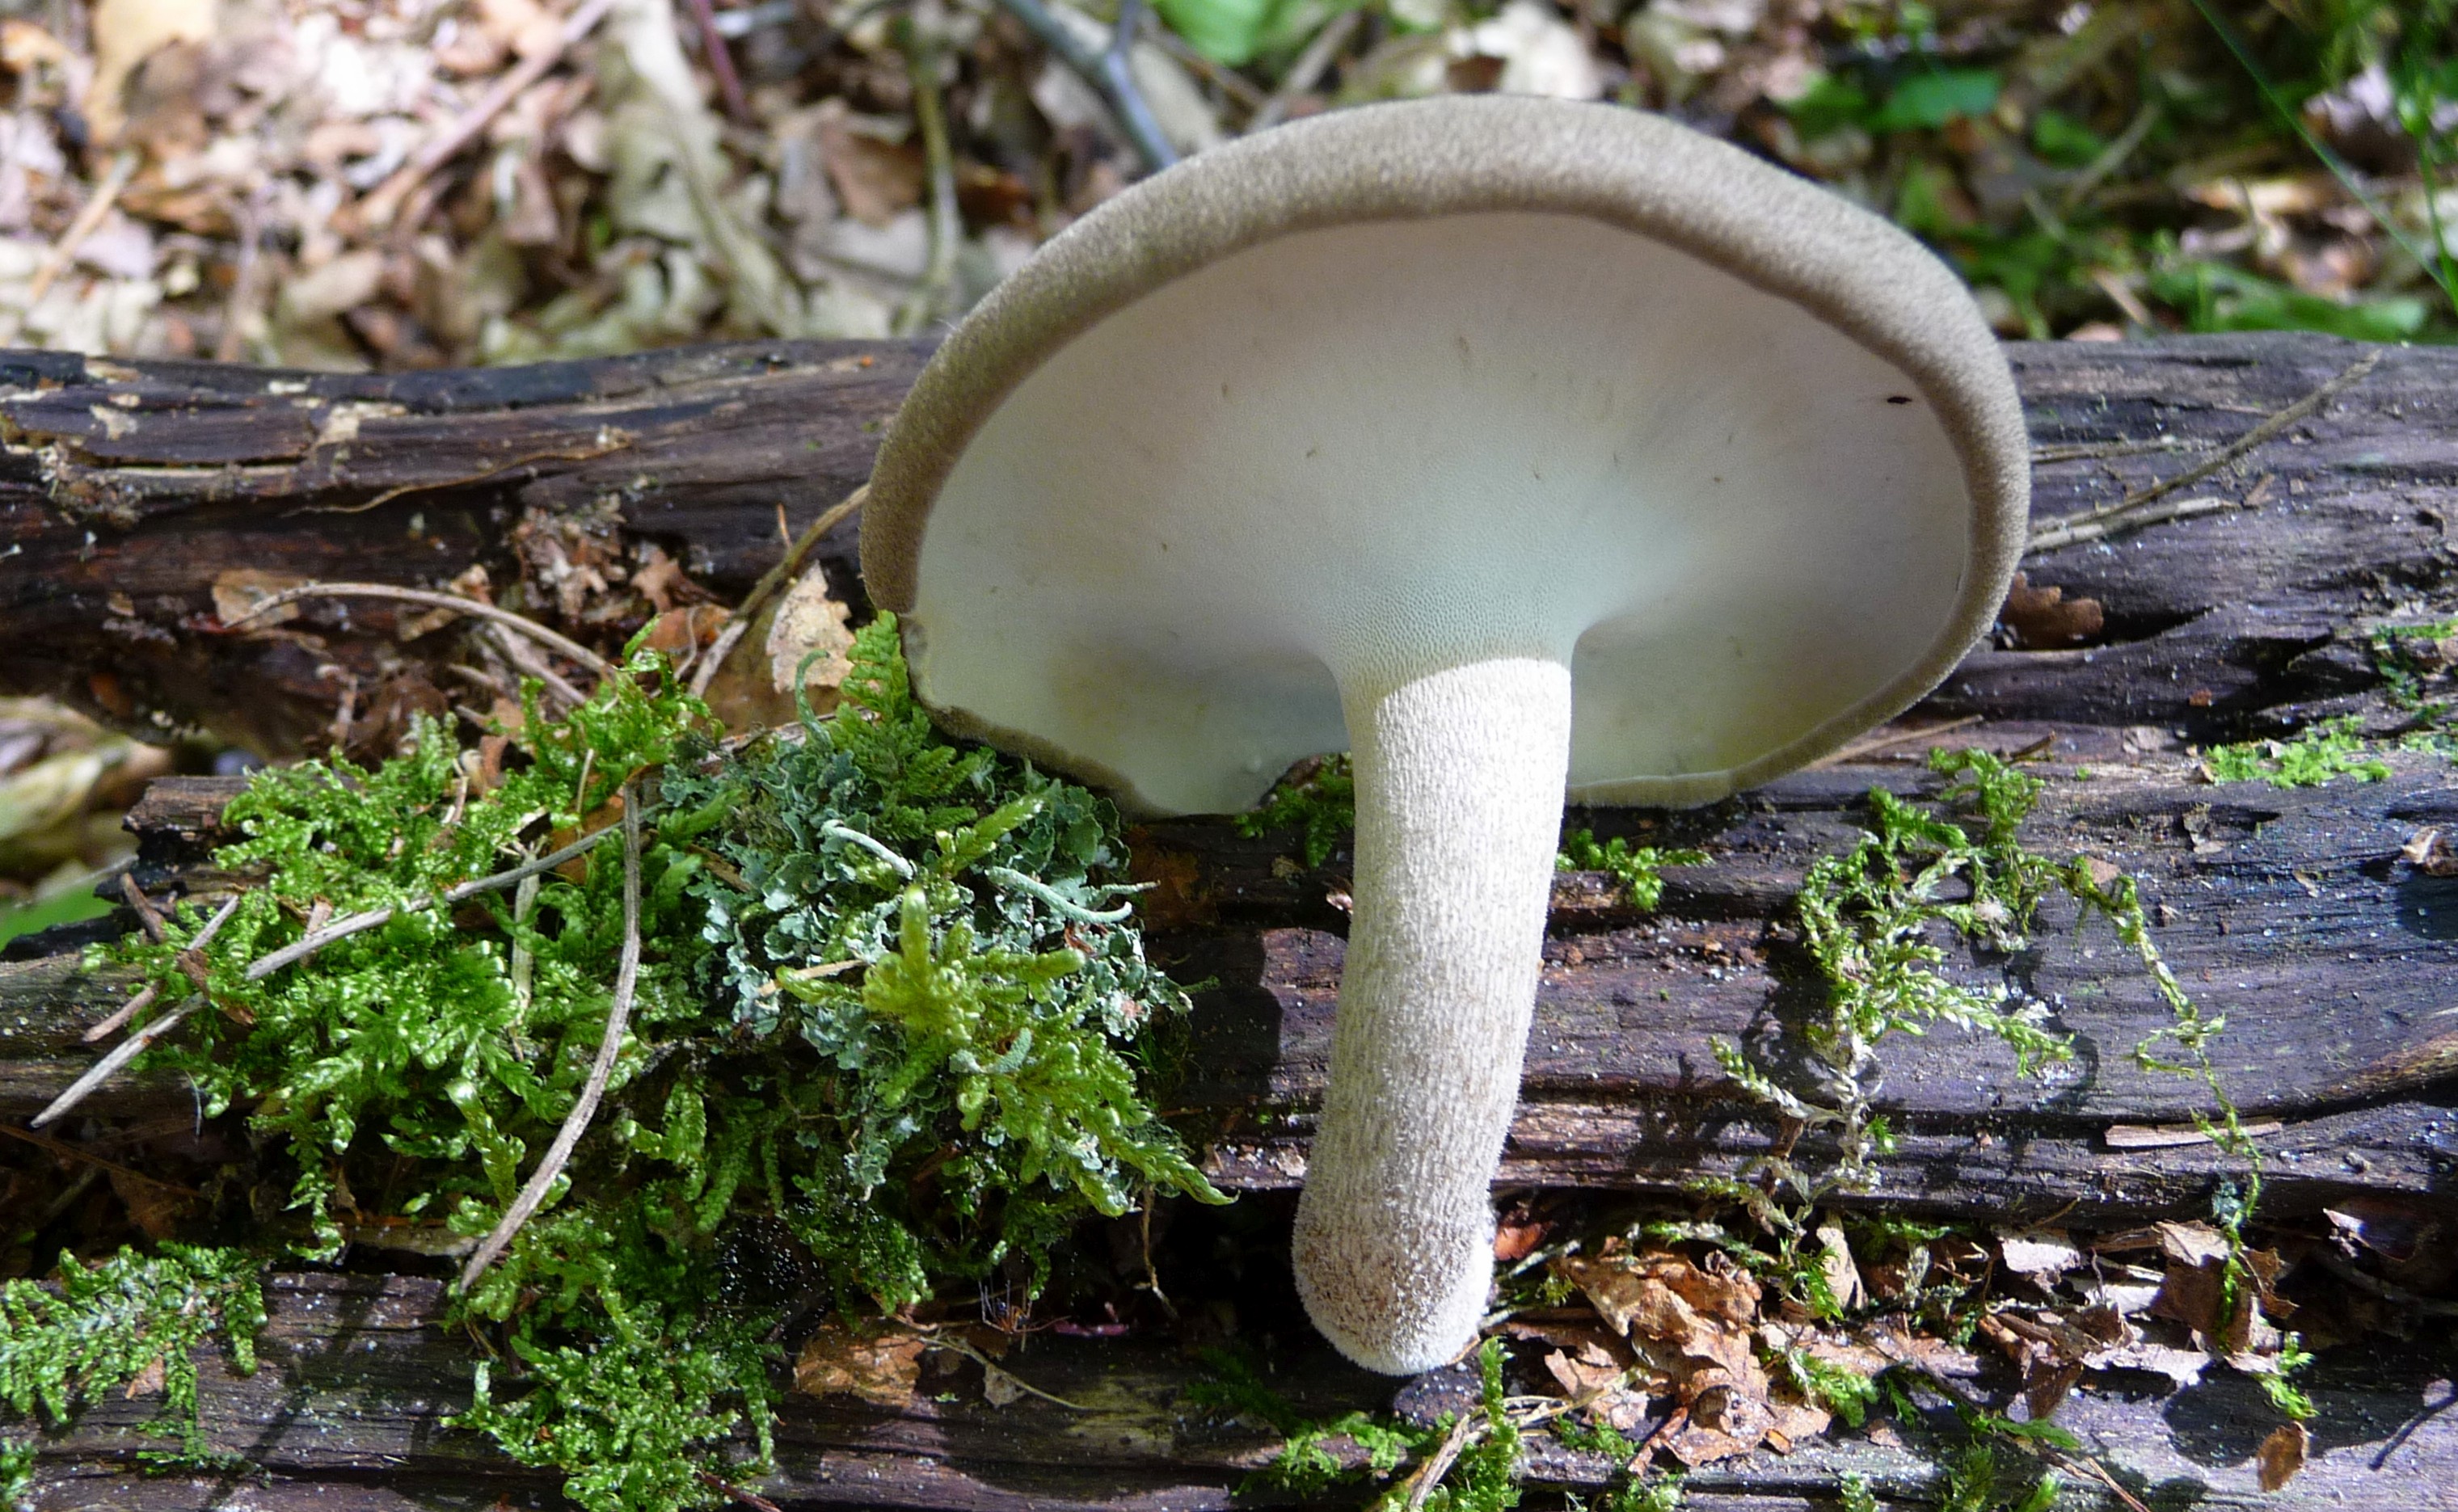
1292, 656, 1572, 1374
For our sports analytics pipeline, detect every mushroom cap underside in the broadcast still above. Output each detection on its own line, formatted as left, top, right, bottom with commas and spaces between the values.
863, 97, 2030, 815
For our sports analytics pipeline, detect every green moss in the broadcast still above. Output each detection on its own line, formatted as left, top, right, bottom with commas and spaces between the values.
1556, 831, 1706, 910
1236, 754, 1354, 868
2205, 714, 2392, 787
1189, 1340, 1521, 1510
87, 617, 1216, 1512
1708, 750, 2073, 1216
0, 1438, 30, 1512
0, 1244, 264, 1467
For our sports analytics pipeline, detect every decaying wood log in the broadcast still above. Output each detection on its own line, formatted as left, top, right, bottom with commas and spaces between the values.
6, 331, 2458, 1510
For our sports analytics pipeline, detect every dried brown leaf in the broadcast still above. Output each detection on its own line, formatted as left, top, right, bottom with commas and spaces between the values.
817, 105, 924, 229
212, 568, 305, 628
2402, 828, 2458, 878
791, 1321, 924, 1408
2000, 572, 2105, 648
2258, 1421, 2309, 1491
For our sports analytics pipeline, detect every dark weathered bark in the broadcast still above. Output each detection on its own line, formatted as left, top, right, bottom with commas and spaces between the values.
6, 332, 2458, 1510
20, 1272, 2458, 1512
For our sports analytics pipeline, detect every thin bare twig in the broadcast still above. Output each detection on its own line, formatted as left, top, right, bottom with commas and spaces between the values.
460, 785, 643, 1289
894, 18, 962, 336
351, 0, 618, 231
32, 1000, 198, 1129
491, 625, 593, 709
221, 582, 616, 680
1402, 1409, 1482, 1512
992, 0, 1178, 172
2029, 436, 2203, 464
1254, 8, 1363, 130
2027, 349, 2383, 554
244, 823, 619, 981
689, 484, 868, 700
35, 890, 247, 1126
1809, 714, 1987, 769
694, 1472, 782, 1512
0, 1123, 200, 1194
82, 983, 155, 1044
120, 874, 168, 940
2026, 494, 2236, 553
681, 0, 753, 125
27, 150, 137, 304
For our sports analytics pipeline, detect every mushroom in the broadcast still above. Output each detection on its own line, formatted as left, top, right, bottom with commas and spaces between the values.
859, 96, 2028, 1373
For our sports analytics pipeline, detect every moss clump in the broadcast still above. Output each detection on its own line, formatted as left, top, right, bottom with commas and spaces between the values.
1707, 749, 2074, 1215
90, 617, 1215, 1512
2204, 714, 2392, 788
0, 1243, 264, 1468
1236, 753, 1354, 868
1556, 830, 1705, 909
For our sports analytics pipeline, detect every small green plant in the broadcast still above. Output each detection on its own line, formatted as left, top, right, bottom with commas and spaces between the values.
1557, 831, 1707, 910
1236, 754, 1354, 868
1705, 750, 2073, 1220
2066, 854, 2317, 1423
1781, 1346, 1883, 1429
86, 617, 1217, 1511
1191, 1338, 1523, 1510
0, 1244, 264, 1468
2204, 714, 2393, 787
1, 1438, 31, 1512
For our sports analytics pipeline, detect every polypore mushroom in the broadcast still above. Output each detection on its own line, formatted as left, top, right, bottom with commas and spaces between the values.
859, 96, 2028, 1373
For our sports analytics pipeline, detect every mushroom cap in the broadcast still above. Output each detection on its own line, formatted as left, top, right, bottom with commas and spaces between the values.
862, 97, 2028, 815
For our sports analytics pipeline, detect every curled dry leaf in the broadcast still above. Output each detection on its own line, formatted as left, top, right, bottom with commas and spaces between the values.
2258, 1421, 2310, 1491
701, 555, 856, 733
1996, 1228, 2083, 1286
2402, 827, 2458, 877
791, 1320, 925, 1409
212, 568, 306, 629
1999, 572, 2106, 648
1559, 1245, 1787, 1465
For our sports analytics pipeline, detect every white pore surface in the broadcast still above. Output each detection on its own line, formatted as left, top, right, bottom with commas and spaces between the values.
1291, 659, 1571, 1373
905, 211, 1972, 815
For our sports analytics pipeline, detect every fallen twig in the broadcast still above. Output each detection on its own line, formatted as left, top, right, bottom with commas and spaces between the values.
1810, 714, 1987, 769
2026, 494, 2237, 553
244, 823, 620, 981
681, 0, 753, 125
917, 1329, 1094, 1410
82, 983, 155, 1044
35, 891, 247, 1127
120, 874, 168, 941
2028, 349, 2382, 554
26, 150, 137, 304
1401, 1409, 1482, 1512
688, 483, 868, 701
894, 18, 962, 336
460, 785, 644, 1288
694, 1472, 783, 1512
0, 1123, 200, 1194
32, 1000, 198, 1130
221, 582, 617, 680
993, 0, 1178, 173
349, 0, 618, 232
1253, 8, 1363, 130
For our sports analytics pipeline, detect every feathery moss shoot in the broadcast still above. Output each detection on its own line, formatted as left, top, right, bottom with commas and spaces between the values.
81, 616, 1216, 1512
1, 1243, 264, 1472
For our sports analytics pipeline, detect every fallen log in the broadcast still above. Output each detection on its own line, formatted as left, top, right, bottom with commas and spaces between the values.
6, 331, 2457, 1510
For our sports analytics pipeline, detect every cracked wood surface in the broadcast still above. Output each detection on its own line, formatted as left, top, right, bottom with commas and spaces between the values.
6, 331, 2457, 1509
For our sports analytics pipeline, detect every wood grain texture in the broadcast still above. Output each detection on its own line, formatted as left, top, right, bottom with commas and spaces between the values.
6, 332, 2457, 1509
